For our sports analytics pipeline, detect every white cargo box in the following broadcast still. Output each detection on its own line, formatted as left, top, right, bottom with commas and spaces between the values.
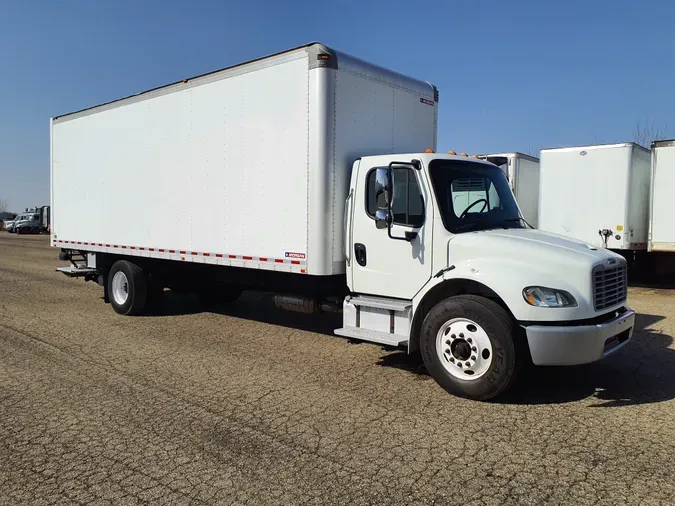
51, 43, 438, 277
538, 143, 651, 250
649, 140, 675, 252
477, 153, 540, 227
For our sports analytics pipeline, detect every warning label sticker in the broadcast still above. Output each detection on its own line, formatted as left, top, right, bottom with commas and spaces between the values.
285, 252, 306, 259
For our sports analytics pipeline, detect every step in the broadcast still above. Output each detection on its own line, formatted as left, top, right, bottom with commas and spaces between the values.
335, 327, 408, 347
348, 296, 411, 312
56, 266, 98, 278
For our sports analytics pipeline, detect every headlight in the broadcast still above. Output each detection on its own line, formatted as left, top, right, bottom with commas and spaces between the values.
523, 286, 577, 307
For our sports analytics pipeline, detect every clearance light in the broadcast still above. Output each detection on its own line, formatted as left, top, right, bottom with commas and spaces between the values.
425, 148, 435, 153
460, 152, 468, 157
448, 150, 457, 155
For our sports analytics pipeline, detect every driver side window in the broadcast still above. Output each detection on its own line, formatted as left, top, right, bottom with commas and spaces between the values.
367, 168, 424, 227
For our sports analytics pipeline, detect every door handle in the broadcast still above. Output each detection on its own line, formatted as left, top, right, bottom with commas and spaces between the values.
354, 243, 367, 267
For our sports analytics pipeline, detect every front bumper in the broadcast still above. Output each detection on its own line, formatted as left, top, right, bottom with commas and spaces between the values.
524, 309, 635, 366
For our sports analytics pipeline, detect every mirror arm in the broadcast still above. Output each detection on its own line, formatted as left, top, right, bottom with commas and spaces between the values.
387, 225, 418, 242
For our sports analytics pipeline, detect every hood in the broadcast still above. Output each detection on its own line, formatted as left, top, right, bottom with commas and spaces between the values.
449, 228, 623, 271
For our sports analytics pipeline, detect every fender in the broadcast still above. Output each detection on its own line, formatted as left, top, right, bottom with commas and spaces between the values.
408, 256, 596, 353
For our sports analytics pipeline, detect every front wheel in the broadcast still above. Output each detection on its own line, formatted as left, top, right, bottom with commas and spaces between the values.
420, 294, 523, 401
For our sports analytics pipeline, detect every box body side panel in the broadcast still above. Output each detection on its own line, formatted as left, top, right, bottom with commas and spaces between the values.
52, 55, 311, 271
513, 157, 540, 228
650, 145, 675, 251
626, 146, 651, 248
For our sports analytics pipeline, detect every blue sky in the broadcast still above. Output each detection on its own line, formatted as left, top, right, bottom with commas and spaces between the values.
1, 0, 673, 212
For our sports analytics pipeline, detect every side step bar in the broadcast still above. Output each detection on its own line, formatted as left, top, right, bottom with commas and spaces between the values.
335, 295, 412, 348
335, 327, 408, 347
348, 295, 411, 312
56, 266, 98, 278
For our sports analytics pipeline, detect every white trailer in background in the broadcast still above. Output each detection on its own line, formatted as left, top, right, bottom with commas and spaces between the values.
649, 140, 675, 253
477, 153, 540, 227
538, 143, 651, 250
51, 43, 635, 400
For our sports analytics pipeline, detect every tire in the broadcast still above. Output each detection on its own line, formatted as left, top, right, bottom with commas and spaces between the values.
419, 294, 523, 401
197, 284, 241, 308
107, 260, 148, 316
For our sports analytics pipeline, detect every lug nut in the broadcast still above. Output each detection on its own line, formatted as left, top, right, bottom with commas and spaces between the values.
459, 333, 464, 338
445, 349, 451, 355
458, 363, 463, 368
472, 346, 477, 352
450, 357, 455, 363
445, 340, 451, 346
465, 362, 471, 367
451, 334, 456, 339
467, 337, 472, 343
471, 356, 476, 361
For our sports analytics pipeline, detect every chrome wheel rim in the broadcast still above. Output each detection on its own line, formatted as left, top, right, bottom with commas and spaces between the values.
111, 271, 129, 306
436, 318, 493, 380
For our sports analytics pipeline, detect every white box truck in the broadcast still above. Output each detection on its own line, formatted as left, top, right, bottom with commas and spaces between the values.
538, 143, 651, 250
476, 153, 540, 227
52, 43, 635, 400
649, 140, 675, 252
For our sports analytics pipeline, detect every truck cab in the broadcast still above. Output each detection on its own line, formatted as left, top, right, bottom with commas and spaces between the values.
340, 153, 635, 399
14, 212, 42, 234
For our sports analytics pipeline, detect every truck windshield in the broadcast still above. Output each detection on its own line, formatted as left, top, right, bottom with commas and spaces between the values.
429, 159, 525, 234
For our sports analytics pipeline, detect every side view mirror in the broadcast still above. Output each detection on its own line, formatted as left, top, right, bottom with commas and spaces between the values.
374, 167, 392, 229
372, 162, 420, 242
374, 167, 392, 210
374, 209, 390, 229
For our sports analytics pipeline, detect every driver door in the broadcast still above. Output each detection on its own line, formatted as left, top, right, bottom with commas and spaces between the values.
350, 161, 433, 300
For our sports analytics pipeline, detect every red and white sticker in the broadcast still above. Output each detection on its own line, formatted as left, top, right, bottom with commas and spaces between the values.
285, 252, 306, 259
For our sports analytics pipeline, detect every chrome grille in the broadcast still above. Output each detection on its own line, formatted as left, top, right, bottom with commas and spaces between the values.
593, 264, 627, 311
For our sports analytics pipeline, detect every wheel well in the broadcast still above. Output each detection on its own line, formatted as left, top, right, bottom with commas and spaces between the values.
409, 279, 512, 352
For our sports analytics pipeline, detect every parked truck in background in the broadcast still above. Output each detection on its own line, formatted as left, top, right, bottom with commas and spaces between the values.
0, 212, 17, 231
12, 206, 50, 234
51, 43, 635, 400
538, 143, 651, 252
476, 152, 540, 227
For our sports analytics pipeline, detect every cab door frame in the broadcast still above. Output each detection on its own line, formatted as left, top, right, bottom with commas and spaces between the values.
347, 155, 434, 300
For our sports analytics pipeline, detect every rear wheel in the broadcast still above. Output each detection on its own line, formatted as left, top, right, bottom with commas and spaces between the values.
420, 294, 523, 401
108, 260, 148, 316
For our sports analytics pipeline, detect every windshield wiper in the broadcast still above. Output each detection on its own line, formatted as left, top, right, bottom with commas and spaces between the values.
499, 217, 533, 229
454, 218, 490, 232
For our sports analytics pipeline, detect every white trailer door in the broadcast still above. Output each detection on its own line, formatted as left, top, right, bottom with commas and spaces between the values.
350, 159, 433, 299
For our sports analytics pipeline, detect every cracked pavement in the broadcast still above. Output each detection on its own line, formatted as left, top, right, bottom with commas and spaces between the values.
0, 234, 674, 505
